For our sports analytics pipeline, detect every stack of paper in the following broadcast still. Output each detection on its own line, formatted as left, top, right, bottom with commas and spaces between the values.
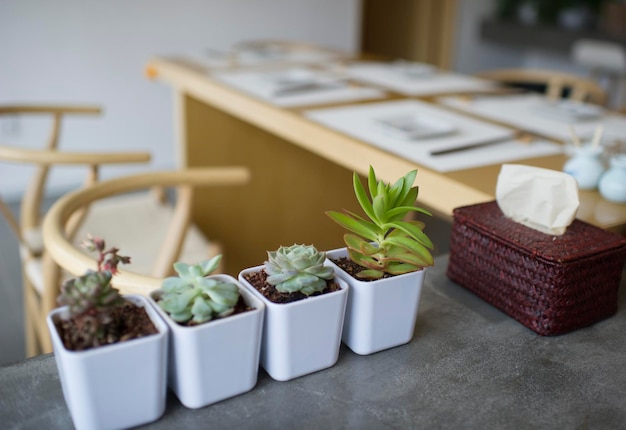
305, 100, 563, 172
438, 94, 626, 143
342, 62, 497, 96
212, 67, 387, 107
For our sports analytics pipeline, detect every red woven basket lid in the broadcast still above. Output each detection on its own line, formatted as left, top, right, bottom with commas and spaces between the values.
452, 201, 626, 264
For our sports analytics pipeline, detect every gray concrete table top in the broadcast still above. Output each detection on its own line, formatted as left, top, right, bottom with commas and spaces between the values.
2, 255, 625, 430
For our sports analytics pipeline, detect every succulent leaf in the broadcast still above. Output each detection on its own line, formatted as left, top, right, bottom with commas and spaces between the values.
388, 178, 404, 207
204, 281, 240, 306
385, 262, 421, 275
159, 288, 196, 315
384, 235, 434, 265
325, 211, 378, 241
162, 276, 191, 292
343, 210, 383, 234
386, 220, 434, 249
354, 172, 377, 222
356, 269, 385, 280
372, 194, 387, 224
401, 185, 420, 207
344, 234, 378, 256
386, 204, 429, 220
200, 255, 222, 275
400, 169, 417, 197
367, 166, 378, 198
168, 308, 194, 323
348, 248, 383, 269
173, 262, 193, 278
191, 297, 214, 323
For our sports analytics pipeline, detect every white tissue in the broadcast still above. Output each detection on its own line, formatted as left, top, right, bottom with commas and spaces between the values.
496, 164, 579, 235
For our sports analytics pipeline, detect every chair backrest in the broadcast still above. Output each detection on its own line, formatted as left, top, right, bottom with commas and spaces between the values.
42, 167, 250, 296
474, 68, 608, 105
0, 105, 151, 259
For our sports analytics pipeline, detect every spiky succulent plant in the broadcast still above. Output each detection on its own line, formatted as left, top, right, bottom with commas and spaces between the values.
59, 270, 123, 317
264, 244, 334, 295
326, 166, 434, 280
159, 255, 240, 324
57, 235, 132, 349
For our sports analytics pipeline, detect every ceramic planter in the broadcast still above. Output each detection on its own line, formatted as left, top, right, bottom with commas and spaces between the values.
326, 247, 426, 355
149, 275, 265, 409
46, 294, 168, 430
238, 265, 348, 382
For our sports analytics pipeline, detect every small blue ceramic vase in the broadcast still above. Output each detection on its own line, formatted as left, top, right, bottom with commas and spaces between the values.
563, 145, 605, 190
599, 154, 626, 204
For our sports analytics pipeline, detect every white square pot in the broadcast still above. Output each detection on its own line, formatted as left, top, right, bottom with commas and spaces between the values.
149, 275, 265, 409
238, 265, 348, 382
326, 247, 426, 355
46, 294, 168, 430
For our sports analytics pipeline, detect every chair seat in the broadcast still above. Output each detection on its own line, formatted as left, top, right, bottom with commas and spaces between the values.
74, 192, 221, 276
21, 192, 221, 295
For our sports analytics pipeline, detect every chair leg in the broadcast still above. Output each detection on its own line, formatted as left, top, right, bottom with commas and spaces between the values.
38, 254, 61, 354
22, 276, 40, 358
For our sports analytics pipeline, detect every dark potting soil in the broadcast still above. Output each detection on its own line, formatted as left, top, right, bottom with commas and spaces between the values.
55, 300, 158, 351
331, 257, 393, 281
243, 269, 341, 304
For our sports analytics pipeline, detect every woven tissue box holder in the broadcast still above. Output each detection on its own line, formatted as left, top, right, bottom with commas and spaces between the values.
447, 201, 626, 336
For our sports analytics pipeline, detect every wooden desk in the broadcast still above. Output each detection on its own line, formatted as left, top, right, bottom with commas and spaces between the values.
146, 57, 626, 274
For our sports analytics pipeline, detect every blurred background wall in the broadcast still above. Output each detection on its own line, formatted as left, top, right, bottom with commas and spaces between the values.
0, 0, 361, 199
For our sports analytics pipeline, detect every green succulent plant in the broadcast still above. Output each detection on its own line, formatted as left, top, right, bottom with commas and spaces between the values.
57, 236, 131, 349
326, 166, 434, 280
159, 255, 240, 324
264, 244, 335, 295
59, 270, 124, 318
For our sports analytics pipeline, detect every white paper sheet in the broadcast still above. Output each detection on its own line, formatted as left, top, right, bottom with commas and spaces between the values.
305, 100, 563, 172
438, 94, 626, 144
234, 48, 344, 66
212, 67, 387, 107
341, 62, 497, 96
181, 48, 346, 70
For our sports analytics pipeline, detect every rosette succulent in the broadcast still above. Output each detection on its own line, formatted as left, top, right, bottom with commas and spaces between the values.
264, 244, 334, 295
326, 166, 434, 279
57, 235, 132, 349
159, 255, 240, 324
59, 270, 124, 317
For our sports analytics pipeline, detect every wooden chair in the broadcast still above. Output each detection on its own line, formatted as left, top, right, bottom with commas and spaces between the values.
41, 167, 250, 297
474, 68, 608, 105
571, 38, 626, 108
0, 105, 221, 356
